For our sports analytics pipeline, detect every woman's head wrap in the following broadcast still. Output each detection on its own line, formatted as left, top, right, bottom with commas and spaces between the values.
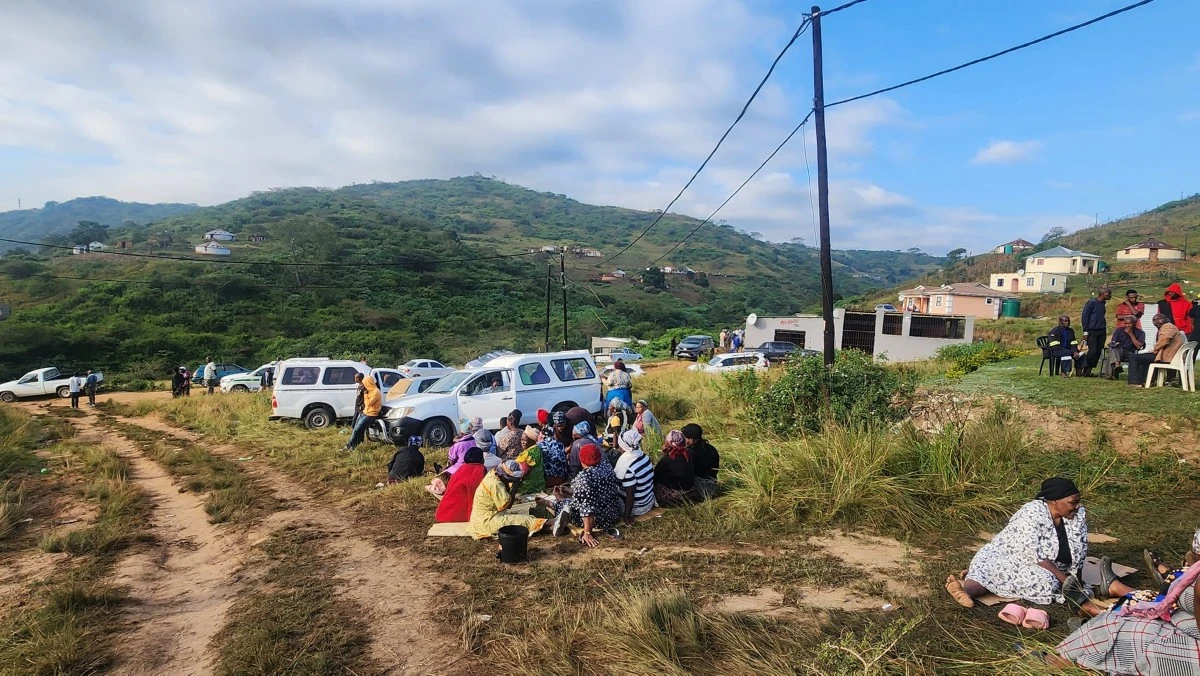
473, 429, 494, 448
1036, 477, 1079, 501
681, 423, 703, 441
464, 447, 485, 464
497, 459, 525, 479
573, 421, 591, 437
618, 429, 642, 454
579, 444, 602, 467
663, 430, 689, 460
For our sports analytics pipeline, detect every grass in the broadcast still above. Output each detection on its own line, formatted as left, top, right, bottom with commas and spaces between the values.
0, 408, 72, 544
212, 526, 376, 675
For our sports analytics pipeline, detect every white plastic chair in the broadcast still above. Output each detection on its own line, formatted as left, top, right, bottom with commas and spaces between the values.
1146, 341, 1198, 391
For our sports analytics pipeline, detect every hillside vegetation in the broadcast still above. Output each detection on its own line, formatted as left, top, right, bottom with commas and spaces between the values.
0, 176, 941, 379
0, 197, 198, 249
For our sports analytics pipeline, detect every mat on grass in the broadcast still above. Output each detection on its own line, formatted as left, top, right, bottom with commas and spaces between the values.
425, 502, 543, 537
975, 558, 1138, 606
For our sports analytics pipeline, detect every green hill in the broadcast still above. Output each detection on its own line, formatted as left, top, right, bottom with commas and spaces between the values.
0, 197, 199, 249
0, 177, 942, 379
1061, 194, 1200, 257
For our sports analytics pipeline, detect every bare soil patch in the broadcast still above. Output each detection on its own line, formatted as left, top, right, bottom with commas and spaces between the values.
809, 530, 923, 596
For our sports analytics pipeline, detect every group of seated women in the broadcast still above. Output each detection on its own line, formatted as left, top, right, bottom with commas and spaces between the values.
945, 477, 1200, 673
424, 407, 720, 548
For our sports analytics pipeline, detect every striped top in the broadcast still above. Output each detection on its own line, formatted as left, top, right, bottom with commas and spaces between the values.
613, 450, 656, 516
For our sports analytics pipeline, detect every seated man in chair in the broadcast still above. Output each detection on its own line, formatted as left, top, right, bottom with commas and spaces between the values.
1128, 314, 1185, 387
1101, 314, 1145, 380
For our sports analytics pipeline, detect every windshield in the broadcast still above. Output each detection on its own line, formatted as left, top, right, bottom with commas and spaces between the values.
707, 357, 722, 366
426, 371, 470, 394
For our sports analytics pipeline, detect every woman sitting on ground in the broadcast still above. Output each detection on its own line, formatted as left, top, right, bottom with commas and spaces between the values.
633, 399, 661, 437
946, 478, 1136, 616
613, 430, 656, 525
681, 423, 719, 500
604, 399, 632, 448
434, 447, 487, 523
654, 430, 695, 508
386, 435, 425, 483
468, 460, 548, 539
514, 425, 546, 495
539, 412, 570, 489
550, 443, 624, 547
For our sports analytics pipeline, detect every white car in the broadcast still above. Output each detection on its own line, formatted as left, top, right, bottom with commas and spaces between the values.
220, 363, 276, 393
687, 353, 769, 375
384, 375, 443, 401
398, 359, 455, 378
594, 347, 644, 364
383, 350, 603, 447
600, 364, 645, 380
270, 358, 404, 429
0, 367, 104, 402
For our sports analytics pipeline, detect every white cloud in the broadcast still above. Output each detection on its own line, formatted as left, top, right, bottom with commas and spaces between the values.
970, 140, 1042, 165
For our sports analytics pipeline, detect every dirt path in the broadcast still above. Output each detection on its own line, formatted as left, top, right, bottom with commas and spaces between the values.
104, 412, 454, 675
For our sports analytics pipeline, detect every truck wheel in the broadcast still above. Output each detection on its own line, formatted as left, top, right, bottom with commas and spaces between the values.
551, 402, 576, 416
303, 406, 335, 430
422, 419, 453, 448
231, 385, 249, 393
57, 386, 71, 398
0, 392, 15, 403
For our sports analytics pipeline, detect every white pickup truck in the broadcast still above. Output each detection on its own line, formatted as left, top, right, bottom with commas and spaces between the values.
0, 367, 104, 402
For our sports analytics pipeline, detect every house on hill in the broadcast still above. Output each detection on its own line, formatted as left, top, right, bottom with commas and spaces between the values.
991, 238, 1035, 255
204, 229, 235, 241
1025, 246, 1101, 275
195, 242, 231, 256
1115, 238, 1184, 262
249, 234, 267, 243
87, 241, 108, 251
989, 271, 1067, 294
898, 283, 1016, 319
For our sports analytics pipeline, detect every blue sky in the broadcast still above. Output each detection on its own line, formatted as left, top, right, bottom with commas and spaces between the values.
0, 0, 1194, 255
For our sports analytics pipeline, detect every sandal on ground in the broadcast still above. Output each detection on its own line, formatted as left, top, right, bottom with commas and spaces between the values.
1062, 574, 1090, 611
998, 603, 1026, 626
603, 526, 623, 540
1021, 608, 1051, 630
1096, 555, 1120, 600
1144, 549, 1165, 588
945, 574, 975, 608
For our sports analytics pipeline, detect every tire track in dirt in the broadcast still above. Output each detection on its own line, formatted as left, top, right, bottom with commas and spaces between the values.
109, 413, 457, 676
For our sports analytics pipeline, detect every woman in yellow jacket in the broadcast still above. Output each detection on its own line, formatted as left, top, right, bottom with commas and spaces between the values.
343, 374, 382, 452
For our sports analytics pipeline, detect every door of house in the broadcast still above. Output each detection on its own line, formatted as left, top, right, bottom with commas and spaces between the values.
1150, 249, 1159, 262
1011, 279, 1019, 292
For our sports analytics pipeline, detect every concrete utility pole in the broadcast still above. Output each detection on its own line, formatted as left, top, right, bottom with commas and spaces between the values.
560, 248, 568, 350
545, 263, 552, 352
811, 5, 836, 366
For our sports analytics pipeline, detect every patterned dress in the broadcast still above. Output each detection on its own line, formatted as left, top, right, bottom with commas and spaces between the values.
966, 500, 1088, 605
1058, 586, 1200, 675
467, 472, 547, 539
557, 463, 623, 530
539, 438, 568, 482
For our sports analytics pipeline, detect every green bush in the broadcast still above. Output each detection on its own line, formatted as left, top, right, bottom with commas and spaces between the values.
715, 368, 761, 402
744, 349, 916, 436
935, 341, 1022, 379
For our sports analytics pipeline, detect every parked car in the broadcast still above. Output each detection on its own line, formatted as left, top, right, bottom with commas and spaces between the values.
270, 358, 403, 430
398, 359, 455, 378
464, 350, 515, 369
875, 304, 899, 312
0, 367, 104, 402
674, 335, 715, 361
383, 350, 603, 447
752, 341, 800, 362
600, 364, 646, 380
385, 375, 443, 401
192, 363, 249, 385
220, 364, 275, 393
594, 347, 644, 364
687, 353, 769, 375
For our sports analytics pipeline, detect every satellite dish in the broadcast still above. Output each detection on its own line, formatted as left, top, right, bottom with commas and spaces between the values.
1016, 269, 1025, 276
0, 304, 9, 321
746, 313, 758, 326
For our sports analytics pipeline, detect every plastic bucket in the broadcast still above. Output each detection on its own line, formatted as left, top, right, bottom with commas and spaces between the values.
497, 525, 529, 564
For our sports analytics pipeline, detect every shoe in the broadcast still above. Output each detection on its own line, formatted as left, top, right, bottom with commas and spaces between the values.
604, 526, 623, 540
551, 509, 570, 537
1144, 549, 1165, 588
1061, 574, 1090, 611
1097, 555, 1120, 599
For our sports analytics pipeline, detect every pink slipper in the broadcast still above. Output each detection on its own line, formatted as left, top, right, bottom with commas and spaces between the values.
998, 603, 1027, 626
1021, 608, 1050, 630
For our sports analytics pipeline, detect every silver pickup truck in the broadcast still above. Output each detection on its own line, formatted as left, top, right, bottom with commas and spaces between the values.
0, 367, 104, 402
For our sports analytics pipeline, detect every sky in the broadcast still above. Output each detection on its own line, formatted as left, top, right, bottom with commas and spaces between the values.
0, 0, 1196, 254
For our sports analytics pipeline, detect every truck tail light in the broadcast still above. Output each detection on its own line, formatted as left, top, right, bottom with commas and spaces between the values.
271, 396, 277, 409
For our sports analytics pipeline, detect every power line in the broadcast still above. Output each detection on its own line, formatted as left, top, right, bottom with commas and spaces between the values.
825, 0, 1157, 109
606, 16, 813, 266
0, 237, 547, 267
821, 0, 871, 16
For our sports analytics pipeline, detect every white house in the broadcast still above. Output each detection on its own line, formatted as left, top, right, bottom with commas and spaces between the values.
71, 245, 87, 255
1025, 246, 1101, 275
195, 242, 231, 256
743, 308, 973, 363
87, 241, 108, 251
1115, 238, 1185, 262
612, 269, 626, 278
989, 271, 1068, 294
204, 229, 235, 242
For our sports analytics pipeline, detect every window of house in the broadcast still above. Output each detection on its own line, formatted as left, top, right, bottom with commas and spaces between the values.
995, 278, 1004, 288
986, 298, 993, 304
1036, 258, 1045, 265
322, 367, 361, 385
282, 367, 320, 385
1026, 277, 1034, 286
1051, 278, 1057, 286
518, 362, 552, 386
934, 296, 943, 307
551, 358, 595, 382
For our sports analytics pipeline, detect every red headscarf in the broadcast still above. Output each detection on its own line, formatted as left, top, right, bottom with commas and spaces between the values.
579, 443, 602, 467
1165, 283, 1193, 335
663, 430, 689, 461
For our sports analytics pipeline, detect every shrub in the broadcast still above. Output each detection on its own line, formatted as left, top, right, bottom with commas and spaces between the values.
745, 349, 917, 436
935, 341, 1022, 379
715, 368, 761, 402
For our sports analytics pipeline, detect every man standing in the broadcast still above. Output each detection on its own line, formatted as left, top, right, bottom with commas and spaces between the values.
84, 370, 99, 407
719, 329, 729, 352
1101, 315, 1144, 380
1079, 287, 1111, 377
203, 357, 218, 395
1115, 289, 1145, 329
351, 373, 365, 429
1128, 314, 1185, 386
68, 372, 83, 409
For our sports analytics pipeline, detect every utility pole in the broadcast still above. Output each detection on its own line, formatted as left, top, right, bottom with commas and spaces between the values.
560, 248, 568, 350
545, 263, 552, 352
812, 5, 835, 366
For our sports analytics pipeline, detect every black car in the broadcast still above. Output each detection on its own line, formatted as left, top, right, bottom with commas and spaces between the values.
674, 335, 715, 361
753, 341, 804, 362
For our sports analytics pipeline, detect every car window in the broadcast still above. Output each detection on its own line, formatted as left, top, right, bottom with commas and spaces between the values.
417, 379, 438, 393
707, 357, 722, 366
518, 362, 552, 386
551, 358, 595, 382
429, 361, 444, 369
282, 367, 320, 385
375, 371, 404, 389
17, 373, 38, 385
463, 370, 511, 395
322, 367, 360, 385
389, 380, 414, 397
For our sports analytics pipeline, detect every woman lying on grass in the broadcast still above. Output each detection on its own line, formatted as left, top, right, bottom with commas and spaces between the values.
946, 478, 1138, 617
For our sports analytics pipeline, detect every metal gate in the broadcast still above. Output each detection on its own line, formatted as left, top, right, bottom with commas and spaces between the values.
841, 312, 876, 354
772, 330, 807, 348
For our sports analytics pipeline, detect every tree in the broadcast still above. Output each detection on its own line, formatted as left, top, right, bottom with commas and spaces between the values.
1039, 226, 1066, 245
790, 237, 805, 245
906, 247, 922, 254
946, 247, 967, 264
68, 221, 109, 245
642, 267, 666, 290
694, 271, 710, 287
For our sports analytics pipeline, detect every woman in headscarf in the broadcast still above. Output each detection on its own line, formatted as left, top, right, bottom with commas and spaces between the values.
434, 447, 487, 523
613, 430, 656, 524
604, 399, 632, 449
633, 399, 661, 437
604, 360, 634, 410
539, 411, 570, 489
550, 443, 624, 547
568, 420, 601, 480
682, 423, 719, 500
171, 367, 186, 398
386, 435, 425, 483
946, 478, 1134, 615
1164, 283, 1194, 336
494, 409, 524, 460
654, 430, 695, 508
468, 460, 548, 539
427, 420, 483, 497
514, 425, 546, 494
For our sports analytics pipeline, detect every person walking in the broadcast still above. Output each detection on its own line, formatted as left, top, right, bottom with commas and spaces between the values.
203, 357, 218, 395
343, 374, 382, 452
1079, 287, 1111, 377
171, 367, 186, 398
68, 372, 83, 409
84, 370, 99, 407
